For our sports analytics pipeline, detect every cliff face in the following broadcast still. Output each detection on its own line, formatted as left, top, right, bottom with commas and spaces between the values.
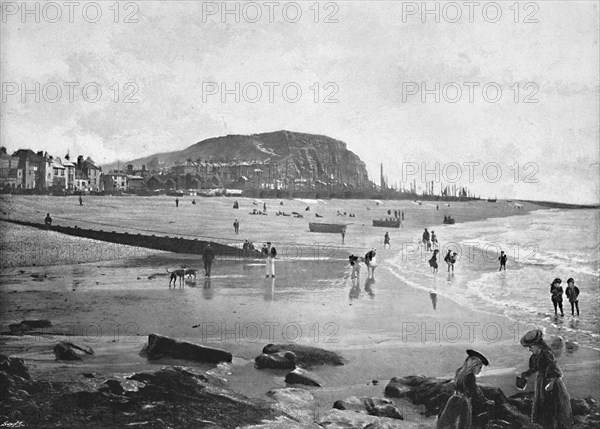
107, 130, 371, 188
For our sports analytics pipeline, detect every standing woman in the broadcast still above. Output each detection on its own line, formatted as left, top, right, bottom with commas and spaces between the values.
437, 350, 494, 429
519, 330, 572, 429
429, 249, 439, 274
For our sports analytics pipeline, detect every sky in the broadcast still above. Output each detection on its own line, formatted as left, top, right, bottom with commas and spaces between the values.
1, 1, 598, 204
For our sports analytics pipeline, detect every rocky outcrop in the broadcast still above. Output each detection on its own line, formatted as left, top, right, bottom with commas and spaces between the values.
107, 130, 372, 190
144, 333, 232, 363
255, 351, 296, 369
333, 396, 404, 420
53, 341, 95, 361
8, 319, 52, 334
318, 409, 420, 429
0, 365, 297, 428
285, 368, 324, 387
385, 375, 600, 429
262, 343, 346, 368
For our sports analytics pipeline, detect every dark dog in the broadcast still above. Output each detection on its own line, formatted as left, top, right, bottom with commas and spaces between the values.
167, 268, 197, 287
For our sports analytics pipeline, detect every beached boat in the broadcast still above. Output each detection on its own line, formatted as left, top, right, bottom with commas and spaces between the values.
443, 216, 456, 224
487, 198, 497, 202
308, 222, 347, 233
372, 219, 401, 228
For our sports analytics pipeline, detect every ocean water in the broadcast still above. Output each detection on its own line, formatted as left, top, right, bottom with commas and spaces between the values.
385, 209, 600, 350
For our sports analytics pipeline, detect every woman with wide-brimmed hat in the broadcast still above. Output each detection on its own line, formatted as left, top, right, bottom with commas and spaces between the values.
437, 350, 495, 429
519, 330, 572, 428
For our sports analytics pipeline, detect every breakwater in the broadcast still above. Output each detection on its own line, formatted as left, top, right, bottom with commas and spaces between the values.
1, 219, 263, 259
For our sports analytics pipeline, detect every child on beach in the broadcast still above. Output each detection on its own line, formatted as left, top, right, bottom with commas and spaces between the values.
349, 254, 361, 279
365, 249, 377, 278
431, 231, 438, 249
565, 278, 580, 316
550, 278, 565, 317
429, 249, 439, 274
498, 251, 507, 271
519, 330, 572, 429
383, 232, 390, 249
437, 350, 494, 429
444, 250, 452, 272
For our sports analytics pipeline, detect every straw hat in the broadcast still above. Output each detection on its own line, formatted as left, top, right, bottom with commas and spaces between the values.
466, 349, 489, 366
520, 330, 544, 347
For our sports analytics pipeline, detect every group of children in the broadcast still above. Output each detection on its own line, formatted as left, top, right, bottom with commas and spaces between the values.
550, 277, 581, 317
349, 248, 377, 280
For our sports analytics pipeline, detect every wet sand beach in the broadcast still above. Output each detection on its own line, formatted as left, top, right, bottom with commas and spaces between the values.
1, 195, 598, 426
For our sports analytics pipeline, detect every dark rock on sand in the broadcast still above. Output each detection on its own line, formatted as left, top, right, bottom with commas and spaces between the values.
0, 354, 31, 380
144, 333, 232, 363
8, 319, 52, 334
255, 351, 296, 369
262, 343, 346, 368
285, 368, 323, 387
318, 409, 414, 428
53, 341, 94, 361
333, 396, 404, 420
2, 364, 291, 428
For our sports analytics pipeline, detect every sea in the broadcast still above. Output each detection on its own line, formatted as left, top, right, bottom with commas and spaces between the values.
385, 208, 600, 350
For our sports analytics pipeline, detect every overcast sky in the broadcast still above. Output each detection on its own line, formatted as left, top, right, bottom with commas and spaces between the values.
1, 1, 598, 203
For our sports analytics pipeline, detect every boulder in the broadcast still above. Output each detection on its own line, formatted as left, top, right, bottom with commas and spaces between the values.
255, 351, 296, 370
318, 409, 420, 429
285, 368, 323, 387
53, 341, 94, 361
384, 377, 412, 398
144, 333, 232, 363
0, 354, 31, 379
262, 343, 345, 368
333, 396, 403, 420
266, 387, 317, 422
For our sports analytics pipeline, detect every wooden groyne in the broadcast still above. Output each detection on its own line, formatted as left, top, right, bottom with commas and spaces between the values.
1, 219, 263, 259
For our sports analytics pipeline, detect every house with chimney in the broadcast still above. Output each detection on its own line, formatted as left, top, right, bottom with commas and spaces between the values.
100, 171, 128, 193
12, 149, 43, 190
0, 147, 22, 190
79, 156, 102, 192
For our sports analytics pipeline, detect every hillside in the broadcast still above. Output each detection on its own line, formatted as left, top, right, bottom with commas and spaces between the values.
103, 130, 372, 188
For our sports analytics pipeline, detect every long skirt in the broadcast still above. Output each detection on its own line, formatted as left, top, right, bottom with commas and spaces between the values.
532, 374, 572, 429
437, 393, 472, 429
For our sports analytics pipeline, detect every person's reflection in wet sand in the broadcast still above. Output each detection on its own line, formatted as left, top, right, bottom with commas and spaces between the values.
264, 277, 275, 301
202, 278, 213, 300
364, 277, 375, 298
430, 277, 438, 310
349, 282, 360, 300
429, 292, 438, 310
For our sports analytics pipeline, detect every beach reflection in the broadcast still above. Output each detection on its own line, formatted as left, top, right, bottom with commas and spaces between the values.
264, 277, 275, 301
364, 278, 375, 298
202, 278, 213, 300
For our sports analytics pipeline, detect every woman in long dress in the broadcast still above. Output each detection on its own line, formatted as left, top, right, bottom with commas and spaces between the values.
437, 350, 493, 429
520, 330, 572, 429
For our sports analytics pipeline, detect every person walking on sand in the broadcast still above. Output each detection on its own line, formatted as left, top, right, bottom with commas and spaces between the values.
422, 228, 431, 251
498, 251, 507, 271
565, 278, 580, 316
429, 249, 439, 274
383, 232, 390, 249
341, 229, 346, 244
79, 194, 83, 206
202, 242, 216, 277
437, 350, 494, 429
175, 198, 179, 207
265, 242, 276, 277
519, 330, 572, 429
365, 248, 377, 278
550, 278, 565, 317
44, 213, 52, 227
431, 231, 438, 249
349, 254, 361, 280
233, 219, 240, 234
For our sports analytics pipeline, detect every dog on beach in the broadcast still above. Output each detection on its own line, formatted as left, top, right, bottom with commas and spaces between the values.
167, 268, 197, 287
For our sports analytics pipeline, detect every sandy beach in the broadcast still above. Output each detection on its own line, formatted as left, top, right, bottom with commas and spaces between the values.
1, 194, 598, 426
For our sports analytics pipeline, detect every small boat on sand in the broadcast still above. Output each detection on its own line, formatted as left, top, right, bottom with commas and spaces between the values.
372, 219, 401, 228
443, 216, 456, 224
309, 223, 347, 233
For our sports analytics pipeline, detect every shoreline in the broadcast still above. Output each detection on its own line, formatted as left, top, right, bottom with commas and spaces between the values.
1, 195, 598, 426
